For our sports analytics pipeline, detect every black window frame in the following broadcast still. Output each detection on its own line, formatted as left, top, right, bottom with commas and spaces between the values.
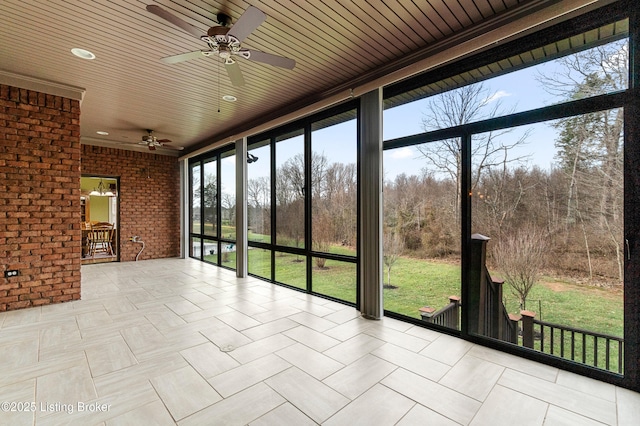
247, 99, 361, 307
382, 0, 639, 391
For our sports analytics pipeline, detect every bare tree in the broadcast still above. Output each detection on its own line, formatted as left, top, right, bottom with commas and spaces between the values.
492, 225, 548, 310
383, 229, 404, 288
539, 40, 626, 282
419, 82, 530, 225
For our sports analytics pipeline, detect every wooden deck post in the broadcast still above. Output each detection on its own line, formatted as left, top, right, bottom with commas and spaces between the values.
449, 296, 461, 330
469, 234, 490, 335
521, 310, 536, 348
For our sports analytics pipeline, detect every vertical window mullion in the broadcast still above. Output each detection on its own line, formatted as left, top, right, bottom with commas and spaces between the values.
270, 137, 276, 282
460, 132, 472, 337
305, 123, 312, 292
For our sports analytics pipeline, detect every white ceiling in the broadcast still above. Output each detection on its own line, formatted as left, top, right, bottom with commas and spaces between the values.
0, 0, 609, 156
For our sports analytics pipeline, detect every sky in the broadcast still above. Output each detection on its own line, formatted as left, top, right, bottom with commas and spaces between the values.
233, 38, 626, 190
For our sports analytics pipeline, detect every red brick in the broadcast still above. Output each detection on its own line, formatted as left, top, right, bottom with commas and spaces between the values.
1, 85, 81, 312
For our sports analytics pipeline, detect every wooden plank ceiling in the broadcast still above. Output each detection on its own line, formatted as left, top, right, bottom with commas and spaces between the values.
0, 0, 587, 155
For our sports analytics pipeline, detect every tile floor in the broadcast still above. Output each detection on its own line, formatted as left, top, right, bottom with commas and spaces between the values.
0, 258, 639, 425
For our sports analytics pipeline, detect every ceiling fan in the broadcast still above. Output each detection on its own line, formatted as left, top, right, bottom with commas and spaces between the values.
146, 3, 296, 86
139, 129, 183, 151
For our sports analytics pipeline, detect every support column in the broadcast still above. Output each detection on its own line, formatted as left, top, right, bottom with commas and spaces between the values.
359, 88, 384, 319
180, 158, 188, 259
235, 138, 248, 277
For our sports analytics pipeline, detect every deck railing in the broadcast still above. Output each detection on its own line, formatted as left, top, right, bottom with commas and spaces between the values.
419, 296, 460, 329
521, 311, 624, 374
418, 233, 623, 373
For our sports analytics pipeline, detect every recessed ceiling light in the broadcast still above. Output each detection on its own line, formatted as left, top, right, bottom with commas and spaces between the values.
222, 95, 237, 102
71, 48, 96, 60
96, 131, 109, 135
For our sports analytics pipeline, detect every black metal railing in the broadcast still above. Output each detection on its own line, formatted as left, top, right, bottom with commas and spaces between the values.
521, 312, 624, 374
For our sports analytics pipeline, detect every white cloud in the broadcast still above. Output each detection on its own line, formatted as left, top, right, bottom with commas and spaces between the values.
483, 90, 511, 104
390, 147, 413, 159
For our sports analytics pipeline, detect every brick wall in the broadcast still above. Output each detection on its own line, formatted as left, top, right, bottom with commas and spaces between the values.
81, 145, 180, 261
0, 84, 81, 311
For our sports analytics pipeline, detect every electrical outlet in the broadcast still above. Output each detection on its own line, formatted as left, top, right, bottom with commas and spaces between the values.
4, 270, 19, 278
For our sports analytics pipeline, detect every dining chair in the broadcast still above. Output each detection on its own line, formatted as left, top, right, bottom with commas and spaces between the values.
89, 222, 114, 257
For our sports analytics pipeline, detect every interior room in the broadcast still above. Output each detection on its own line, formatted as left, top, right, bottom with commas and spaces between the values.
81, 176, 119, 264
1, 0, 639, 424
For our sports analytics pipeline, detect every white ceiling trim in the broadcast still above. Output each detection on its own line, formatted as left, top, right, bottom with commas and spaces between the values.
0, 70, 86, 103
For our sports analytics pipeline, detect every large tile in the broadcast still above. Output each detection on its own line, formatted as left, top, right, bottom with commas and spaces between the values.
288, 311, 337, 332
228, 300, 269, 316
438, 354, 504, 401
616, 387, 640, 426
200, 318, 253, 350
241, 317, 299, 341
283, 325, 341, 352
39, 319, 82, 349
364, 324, 430, 352
120, 323, 168, 357
228, 333, 296, 364
276, 343, 344, 380
208, 354, 291, 397
38, 381, 158, 426
372, 343, 451, 382
323, 333, 386, 365
470, 384, 547, 426
179, 383, 285, 426
216, 310, 262, 331
144, 307, 187, 330
0, 338, 39, 369
290, 300, 337, 317
468, 345, 558, 382
165, 298, 202, 316
36, 363, 97, 415
265, 367, 349, 423
180, 342, 240, 379
555, 370, 617, 402
76, 309, 113, 330
381, 368, 481, 425
323, 307, 362, 324
323, 317, 374, 341
543, 405, 608, 426
1, 307, 41, 327
498, 368, 616, 425
249, 402, 316, 426
396, 404, 460, 426
323, 354, 397, 400
94, 354, 189, 397
419, 334, 473, 365
0, 380, 36, 426
151, 365, 222, 421
85, 336, 138, 377
323, 384, 415, 426
105, 399, 175, 426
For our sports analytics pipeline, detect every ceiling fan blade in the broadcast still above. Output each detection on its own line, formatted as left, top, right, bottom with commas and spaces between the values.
161, 145, 185, 151
148, 145, 157, 151
225, 61, 246, 86
243, 50, 296, 69
161, 50, 205, 64
156, 139, 172, 143
146, 5, 202, 38
228, 6, 266, 43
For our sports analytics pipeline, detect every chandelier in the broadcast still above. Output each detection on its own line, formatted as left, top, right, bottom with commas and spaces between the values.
89, 179, 115, 197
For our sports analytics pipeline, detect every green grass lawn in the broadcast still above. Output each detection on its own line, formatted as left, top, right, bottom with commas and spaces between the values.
244, 245, 622, 337
225, 240, 625, 372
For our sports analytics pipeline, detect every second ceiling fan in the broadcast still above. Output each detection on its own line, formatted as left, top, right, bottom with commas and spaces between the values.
147, 3, 296, 86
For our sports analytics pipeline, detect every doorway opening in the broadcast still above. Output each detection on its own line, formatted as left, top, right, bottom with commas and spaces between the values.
81, 175, 120, 264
